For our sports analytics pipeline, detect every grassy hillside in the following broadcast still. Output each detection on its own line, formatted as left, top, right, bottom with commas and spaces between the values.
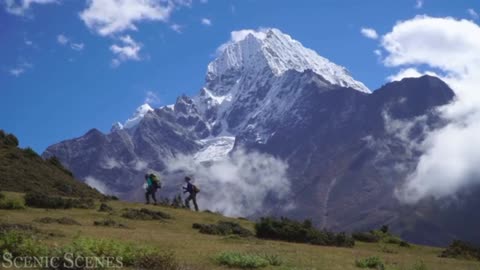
0, 130, 102, 198
1, 191, 479, 270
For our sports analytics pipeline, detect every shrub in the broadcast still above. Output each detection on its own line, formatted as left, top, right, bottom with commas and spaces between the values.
35, 217, 81, 225
215, 252, 269, 268
23, 147, 39, 158
98, 203, 113, 212
352, 232, 381, 243
0, 192, 5, 200
193, 221, 253, 237
24, 192, 95, 209
2, 133, 19, 147
0, 198, 25, 210
255, 217, 354, 248
93, 219, 128, 229
122, 208, 171, 220
440, 240, 480, 261
0, 230, 50, 258
353, 227, 410, 247
135, 251, 180, 270
412, 261, 428, 270
399, 240, 411, 248
355, 256, 385, 269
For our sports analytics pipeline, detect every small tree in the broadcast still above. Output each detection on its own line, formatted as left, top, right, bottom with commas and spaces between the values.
380, 225, 389, 234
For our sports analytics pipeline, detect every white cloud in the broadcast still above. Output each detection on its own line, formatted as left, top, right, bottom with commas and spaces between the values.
166, 149, 292, 217
85, 176, 112, 195
110, 35, 142, 66
57, 34, 85, 51
387, 67, 439, 82
8, 61, 32, 77
144, 91, 160, 105
360, 27, 378, 40
216, 28, 268, 54
3, 0, 57, 16
57, 34, 69, 45
378, 16, 480, 203
201, 17, 211, 26
468, 8, 479, 20
170, 23, 183, 33
79, 0, 191, 36
70, 42, 85, 51
415, 0, 423, 9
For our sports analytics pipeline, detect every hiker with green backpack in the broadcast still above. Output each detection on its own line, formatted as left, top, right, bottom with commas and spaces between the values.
145, 173, 161, 205
183, 176, 199, 211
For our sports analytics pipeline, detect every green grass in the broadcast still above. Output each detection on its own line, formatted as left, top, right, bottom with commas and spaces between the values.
215, 252, 270, 268
0, 191, 480, 270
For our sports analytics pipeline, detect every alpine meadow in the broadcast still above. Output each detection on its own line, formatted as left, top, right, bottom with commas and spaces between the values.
2, 1, 480, 269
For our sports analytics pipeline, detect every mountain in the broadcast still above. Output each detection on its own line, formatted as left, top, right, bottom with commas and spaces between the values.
0, 130, 102, 198
43, 28, 468, 245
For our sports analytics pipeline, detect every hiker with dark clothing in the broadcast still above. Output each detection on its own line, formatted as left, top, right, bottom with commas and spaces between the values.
145, 173, 160, 205
183, 176, 199, 211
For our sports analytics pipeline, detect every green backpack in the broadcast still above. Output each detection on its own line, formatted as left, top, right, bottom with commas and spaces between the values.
150, 174, 161, 189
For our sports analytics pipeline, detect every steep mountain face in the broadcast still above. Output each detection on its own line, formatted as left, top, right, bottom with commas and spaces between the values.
43, 28, 471, 245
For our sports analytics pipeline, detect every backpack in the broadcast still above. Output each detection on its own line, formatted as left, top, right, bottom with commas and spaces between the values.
150, 174, 161, 189
192, 184, 200, 193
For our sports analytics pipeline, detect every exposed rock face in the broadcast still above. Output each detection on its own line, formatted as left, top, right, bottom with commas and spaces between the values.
44, 28, 478, 246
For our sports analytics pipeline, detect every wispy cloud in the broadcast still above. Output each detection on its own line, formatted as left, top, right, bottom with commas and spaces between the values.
144, 91, 161, 106
8, 61, 33, 77
3, 0, 58, 16
57, 34, 69, 45
110, 35, 142, 67
201, 17, 212, 26
70, 43, 85, 51
468, 8, 479, 20
360, 27, 378, 40
57, 34, 84, 51
170, 23, 184, 33
415, 0, 423, 9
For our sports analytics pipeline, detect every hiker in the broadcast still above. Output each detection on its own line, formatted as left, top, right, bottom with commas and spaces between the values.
145, 173, 161, 205
183, 176, 199, 211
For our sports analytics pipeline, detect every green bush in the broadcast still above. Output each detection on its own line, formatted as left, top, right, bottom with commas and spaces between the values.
215, 252, 270, 268
23, 147, 39, 158
1, 232, 183, 270
122, 208, 171, 220
98, 203, 113, 212
440, 240, 480, 261
353, 227, 410, 248
0, 198, 25, 210
355, 256, 385, 269
255, 217, 354, 247
352, 232, 381, 243
411, 261, 428, 270
0, 192, 5, 200
1, 132, 19, 147
24, 192, 95, 209
34, 217, 80, 225
193, 221, 253, 237
93, 219, 128, 229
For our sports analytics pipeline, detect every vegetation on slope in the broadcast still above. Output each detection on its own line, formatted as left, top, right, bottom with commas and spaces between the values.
0, 130, 102, 198
0, 192, 479, 269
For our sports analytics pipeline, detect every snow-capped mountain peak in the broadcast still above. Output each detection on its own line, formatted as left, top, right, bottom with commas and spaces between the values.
113, 104, 154, 131
207, 28, 370, 93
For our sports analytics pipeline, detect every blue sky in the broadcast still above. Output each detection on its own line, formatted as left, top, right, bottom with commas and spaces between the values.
1, 0, 478, 153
